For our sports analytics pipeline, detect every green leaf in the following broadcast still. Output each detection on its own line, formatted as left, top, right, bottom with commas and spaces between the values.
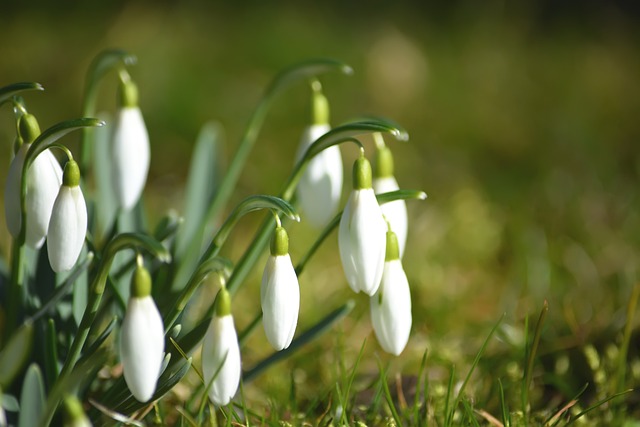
18, 364, 45, 427
0, 82, 43, 106
0, 322, 33, 388
92, 112, 119, 243
176, 121, 224, 259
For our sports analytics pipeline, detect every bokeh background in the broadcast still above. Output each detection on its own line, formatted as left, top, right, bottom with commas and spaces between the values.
2, 0, 640, 413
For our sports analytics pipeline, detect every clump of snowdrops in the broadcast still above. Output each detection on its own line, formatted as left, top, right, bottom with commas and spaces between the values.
0, 50, 426, 425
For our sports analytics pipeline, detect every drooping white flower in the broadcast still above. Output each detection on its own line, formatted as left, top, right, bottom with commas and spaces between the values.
120, 264, 165, 402
261, 226, 300, 350
4, 114, 63, 248
338, 154, 387, 296
295, 125, 343, 228
62, 395, 93, 427
47, 160, 87, 273
294, 85, 343, 228
111, 80, 150, 211
370, 230, 412, 356
373, 144, 408, 258
202, 287, 241, 406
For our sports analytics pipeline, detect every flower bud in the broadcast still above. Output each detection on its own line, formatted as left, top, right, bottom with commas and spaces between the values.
63, 395, 92, 427
120, 264, 165, 402
47, 160, 87, 273
261, 227, 300, 350
370, 230, 412, 355
202, 287, 241, 406
338, 154, 387, 295
111, 79, 150, 211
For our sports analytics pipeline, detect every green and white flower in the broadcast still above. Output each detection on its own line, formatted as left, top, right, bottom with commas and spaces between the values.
373, 145, 408, 258
5, 114, 62, 248
339, 152, 387, 296
111, 79, 150, 211
261, 226, 300, 350
120, 263, 165, 402
295, 84, 342, 228
47, 160, 87, 273
370, 230, 412, 355
202, 286, 241, 406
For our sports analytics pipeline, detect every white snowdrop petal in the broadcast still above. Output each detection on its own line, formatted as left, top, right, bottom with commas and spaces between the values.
295, 124, 343, 228
370, 260, 412, 356
374, 176, 408, 258
25, 149, 63, 248
339, 189, 387, 295
261, 254, 300, 350
47, 186, 87, 273
120, 296, 165, 402
202, 315, 241, 406
111, 107, 150, 211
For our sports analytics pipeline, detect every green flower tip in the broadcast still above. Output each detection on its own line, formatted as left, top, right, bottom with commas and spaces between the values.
385, 230, 400, 261
63, 160, 81, 187
18, 113, 40, 144
374, 145, 394, 178
63, 395, 88, 424
131, 264, 152, 298
353, 154, 372, 190
118, 79, 139, 108
215, 286, 231, 317
311, 81, 330, 125
270, 226, 289, 256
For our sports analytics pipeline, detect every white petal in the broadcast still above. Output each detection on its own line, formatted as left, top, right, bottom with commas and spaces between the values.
202, 315, 241, 406
4, 143, 28, 239
120, 296, 165, 402
25, 149, 63, 248
338, 189, 387, 295
111, 107, 150, 211
47, 186, 87, 273
295, 124, 343, 228
373, 176, 408, 258
370, 260, 412, 355
261, 254, 300, 350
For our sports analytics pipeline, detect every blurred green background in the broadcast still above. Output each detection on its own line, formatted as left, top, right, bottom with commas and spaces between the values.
2, 0, 640, 413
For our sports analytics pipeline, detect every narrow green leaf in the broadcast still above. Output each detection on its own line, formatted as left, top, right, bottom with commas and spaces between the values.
243, 300, 355, 383
375, 357, 402, 427
176, 121, 223, 258
0, 82, 43, 106
18, 364, 45, 427
44, 319, 59, 386
565, 389, 633, 425
0, 322, 33, 388
523, 301, 548, 418
92, 112, 118, 243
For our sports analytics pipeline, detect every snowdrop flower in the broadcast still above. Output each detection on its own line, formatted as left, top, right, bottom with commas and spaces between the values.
261, 226, 300, 350
63, 395, 92, 427
120, 262, 165, 402
202, 286, 241, 406
111, 79, 150, 211
338, 152, 387, 296
4, 114, 63, 248
373, 144, 408, 258
294, 83, 342, 228
370, 229, 412, 355
47, 160, 87, 273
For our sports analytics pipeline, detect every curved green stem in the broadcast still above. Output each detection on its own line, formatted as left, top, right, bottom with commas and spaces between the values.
164, 257, 233, 332
200, 194, 299, 263
0, 82, 43, 107
80, 49, 136, 173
